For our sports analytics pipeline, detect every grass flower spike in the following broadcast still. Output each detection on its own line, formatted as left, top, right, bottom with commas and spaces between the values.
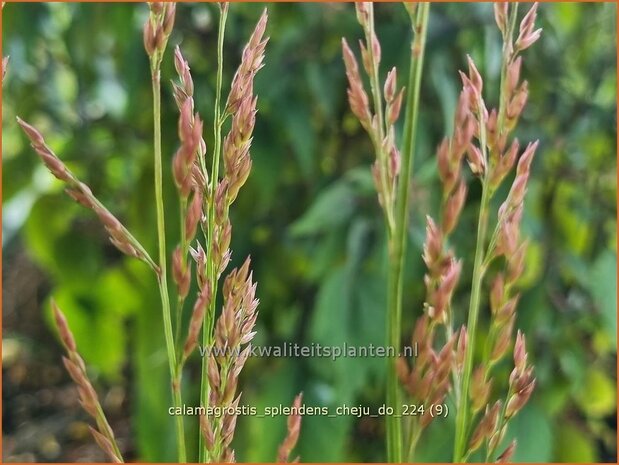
16, 118, 157, 271
343, 3, 430, 461
277, 393, 304, 463
200, 258, 258, 462
449, 3, 540, 462
52, 301, 124, 463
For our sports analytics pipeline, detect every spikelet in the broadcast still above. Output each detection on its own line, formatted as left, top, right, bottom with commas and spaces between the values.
201, 257, 259, 461
52, 301, 123, 463
277, 393, 304, 463
16, 117, 158, 272
143, 2, 176, 69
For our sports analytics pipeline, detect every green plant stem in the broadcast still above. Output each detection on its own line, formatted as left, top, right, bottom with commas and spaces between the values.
57, 169, 158, 272
175, 197, 188, 351
152, 70, 187, 463
485, 385, 514, 461
406, 421, 421, 463
453, 100, 491, 463
199, 7, 228, 463
94, 403, 124, 460
386, 4, 430, 463
453, 185, 490, 462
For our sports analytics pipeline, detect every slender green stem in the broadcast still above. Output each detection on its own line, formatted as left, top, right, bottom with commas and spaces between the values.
171, 374, 186, 462
406, 420, 421, 463
103, 209, 158, 271
453, 185, 490, 462
174, 297, 184, 356
485, 384, 514, 462
152, 70, 187, 463
175, 197, 188, 350
199, 7, 228, 463
386, 4, 430, 463
453, 96, 492, 462
94, 402, 124, 460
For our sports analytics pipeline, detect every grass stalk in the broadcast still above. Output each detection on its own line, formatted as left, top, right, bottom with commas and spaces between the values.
175, 196, 188, 350
386, 4, 430, 463
151, 69, 187, 463
453, 182, 490, 462
405, 415, 422, 463
453, 96, 491, 463
199, 6, 228, 462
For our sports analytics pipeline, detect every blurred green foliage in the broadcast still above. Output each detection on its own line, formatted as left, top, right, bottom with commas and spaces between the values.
2, 2, 616, 462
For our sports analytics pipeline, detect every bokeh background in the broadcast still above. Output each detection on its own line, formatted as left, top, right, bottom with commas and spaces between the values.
2, 2, 617, 462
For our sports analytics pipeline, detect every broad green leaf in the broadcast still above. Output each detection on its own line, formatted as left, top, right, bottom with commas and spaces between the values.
133, 291, 177, 461
95, 266, 142, 317
24, 193, 75, 272
24, 193, 105, 291
284, 103, 316, 179
518, 240, 543, 288
552, 181, 592, 255
507, 402, 553, 462
413, 409, 456, 462
587, 251, 617, 347
430, 55, 458, 137
289, 181, 356, 237
574, 368, 616, 418
309, 267, 349, 353
554, 423, 598, 462
538, 380, 571, 418
47, 287, 126, 378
